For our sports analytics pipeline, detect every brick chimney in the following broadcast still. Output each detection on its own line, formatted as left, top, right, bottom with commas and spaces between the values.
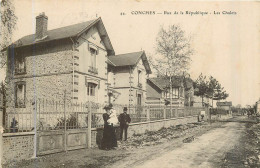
35, 12, 48, 40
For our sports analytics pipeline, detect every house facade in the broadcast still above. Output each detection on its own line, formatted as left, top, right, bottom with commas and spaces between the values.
4, 13, 152, 115
5, 13, 117, 115
193, 96, 212, 107
107, 51, 151, 107
146, 76, 186, 107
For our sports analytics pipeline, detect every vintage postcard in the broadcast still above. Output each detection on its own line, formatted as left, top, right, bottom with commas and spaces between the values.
0, 0, 260, 167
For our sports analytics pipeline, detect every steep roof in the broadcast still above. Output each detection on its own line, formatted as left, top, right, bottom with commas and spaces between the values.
108, 51, 152, 74
6, 17, 115, 55
146, 80, 162, 98
148, 76, 184, 91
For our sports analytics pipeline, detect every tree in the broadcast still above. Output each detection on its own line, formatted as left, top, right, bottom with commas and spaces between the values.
193, 73, 208, 106
151, 25, 193, 76
148, 25, 194, 109
0, 0, 17, 68
207, 76, 222, 107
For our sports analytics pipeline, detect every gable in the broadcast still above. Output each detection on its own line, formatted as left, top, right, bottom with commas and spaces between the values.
5, 17, 115, 55
77, 26, 106, 50
108, 51, 152, 74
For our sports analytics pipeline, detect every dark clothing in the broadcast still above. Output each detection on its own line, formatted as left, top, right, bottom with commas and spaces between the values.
101, 113, 117, 150
118, 113, 131, 140
120, 126, 128, 141
118, 113, 131, 127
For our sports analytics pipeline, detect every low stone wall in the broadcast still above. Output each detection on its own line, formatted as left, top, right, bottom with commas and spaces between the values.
93, 115, 198, 148
1, 116, 198, 164
2, 132, 35, 165
127, 116, 197, 136
210, 114, 233, 121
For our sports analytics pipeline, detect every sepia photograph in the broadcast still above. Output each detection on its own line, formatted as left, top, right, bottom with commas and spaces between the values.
0, 0, 260, 167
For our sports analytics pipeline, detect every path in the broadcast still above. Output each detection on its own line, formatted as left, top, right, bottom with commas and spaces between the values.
133, 120, 245, 168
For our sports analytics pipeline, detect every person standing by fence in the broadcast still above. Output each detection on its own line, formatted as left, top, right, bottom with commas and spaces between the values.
118, 107, 131, 141
101, 104, 117, 150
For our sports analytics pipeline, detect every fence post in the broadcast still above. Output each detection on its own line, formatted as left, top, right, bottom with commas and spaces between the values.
64, 91, 67, 152
0, 107, 3, 166
32, 99, 37, 158
87, 101, 92, 148
163, 106, 166, 119
146, 106, 150, 121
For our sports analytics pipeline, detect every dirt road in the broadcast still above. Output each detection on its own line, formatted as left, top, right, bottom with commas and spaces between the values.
133, 120, 245, 168
5, 116, 259, 168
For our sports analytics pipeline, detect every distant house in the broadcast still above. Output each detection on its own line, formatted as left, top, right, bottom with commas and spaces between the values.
216, 101, 232, 111
146, 76, 186, 107
107, 51, 152, 106
193, 96, 212, 108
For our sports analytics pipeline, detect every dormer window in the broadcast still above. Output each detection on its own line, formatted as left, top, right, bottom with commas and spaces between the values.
15, 56, 26, 74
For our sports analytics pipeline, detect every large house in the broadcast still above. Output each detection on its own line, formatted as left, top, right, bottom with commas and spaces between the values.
107, 51, 151, 106
4, 13, 151, 115
146, 76, 190, 107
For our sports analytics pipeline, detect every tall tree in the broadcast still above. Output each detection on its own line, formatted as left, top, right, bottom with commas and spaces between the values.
151, 25, 193, 76
207, 76, 221, 107
194, 73, 209, 106
0, 0, 17, 68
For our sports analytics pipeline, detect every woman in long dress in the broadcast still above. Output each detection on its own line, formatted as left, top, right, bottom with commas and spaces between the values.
101, 104, 118, 150
108, 108, 118, 148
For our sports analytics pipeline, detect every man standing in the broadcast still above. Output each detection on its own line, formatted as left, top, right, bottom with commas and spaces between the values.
118, 107, 131, 141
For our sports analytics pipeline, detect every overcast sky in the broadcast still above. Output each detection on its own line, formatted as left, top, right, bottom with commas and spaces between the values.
0, 0, 259, 106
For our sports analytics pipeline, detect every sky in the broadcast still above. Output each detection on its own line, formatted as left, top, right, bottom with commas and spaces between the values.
0, 0, 259, 106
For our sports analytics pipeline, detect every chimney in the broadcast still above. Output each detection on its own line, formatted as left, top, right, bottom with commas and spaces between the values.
35, 12, 48, 40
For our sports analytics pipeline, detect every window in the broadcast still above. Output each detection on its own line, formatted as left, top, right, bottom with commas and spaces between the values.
138, 70, 141, 84
15, 56, 26, 74
15, 82, 26, 108
164, 88, 179, 98
87, 83, 96, 96
172, 88, 179, 98
90, 48, 97, 68
137, 94, 142, 105
137, 70, 142, 88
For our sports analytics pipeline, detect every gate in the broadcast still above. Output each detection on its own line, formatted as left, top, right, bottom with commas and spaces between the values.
35, 100, 100, 156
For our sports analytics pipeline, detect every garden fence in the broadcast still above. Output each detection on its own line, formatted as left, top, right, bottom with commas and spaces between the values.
4, 99, 204, 133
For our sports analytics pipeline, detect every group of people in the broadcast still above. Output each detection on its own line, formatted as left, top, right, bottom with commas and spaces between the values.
101, 104, 131, 150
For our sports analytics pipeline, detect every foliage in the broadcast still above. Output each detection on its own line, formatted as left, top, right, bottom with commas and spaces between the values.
149, 25, 193, 76
194, 74, 229, 106
193, 73, 208, 104
0, 0, 17, 68
55, 114, 79, 129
